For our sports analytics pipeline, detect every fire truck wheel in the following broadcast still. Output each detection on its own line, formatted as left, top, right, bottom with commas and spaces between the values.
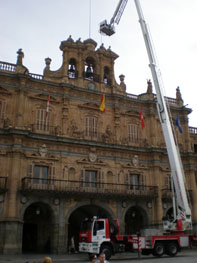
165, 242, 178, 256
152, 242, 164, 257
100, 245, 112, 260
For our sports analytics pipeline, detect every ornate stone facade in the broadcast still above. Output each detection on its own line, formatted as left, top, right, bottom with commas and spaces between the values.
0, 37, 197, 255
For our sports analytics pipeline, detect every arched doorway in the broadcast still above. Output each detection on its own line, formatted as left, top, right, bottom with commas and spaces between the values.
68, 205, 111, 251
125, 206, 147, 234
22, 202, 53, 253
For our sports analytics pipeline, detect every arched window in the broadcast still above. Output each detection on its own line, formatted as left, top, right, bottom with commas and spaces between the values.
68, 58, 77, 78
103, 66, 111, 85
84, 57, 95, 80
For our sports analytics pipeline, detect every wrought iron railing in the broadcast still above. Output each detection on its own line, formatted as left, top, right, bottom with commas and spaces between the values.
0, 177, 8, 193
21, 177, 158, 199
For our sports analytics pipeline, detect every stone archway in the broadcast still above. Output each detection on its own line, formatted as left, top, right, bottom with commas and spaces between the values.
125, 205, 148, 234
67, 204, 112, 252
22, 202, 53, 253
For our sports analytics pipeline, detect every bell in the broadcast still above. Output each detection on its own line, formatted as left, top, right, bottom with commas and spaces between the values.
86, 66, 92, 73
69, 64, 75, 73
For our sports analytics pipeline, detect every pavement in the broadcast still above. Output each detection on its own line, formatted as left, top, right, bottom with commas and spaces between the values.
0, 249, 197, 263
0, 252, 87, 263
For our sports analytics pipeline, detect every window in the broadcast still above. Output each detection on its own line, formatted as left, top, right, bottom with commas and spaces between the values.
93, 220, 104, 236
36, 109, 50, 131
103, 66, 111, 85
129, 174, 140, 190
194, 144, 197, 153
128, 124, 139, 143
85, 170, 97, 187
68, 58, 77, 78
85, 116, 98, 138
33, 166, 49, 184
84, 57, 95, 80
164, 175, 172, 190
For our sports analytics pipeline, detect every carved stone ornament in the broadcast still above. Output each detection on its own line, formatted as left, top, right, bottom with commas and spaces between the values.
21, 196, 27, 204
132, 155, 139, 167
39, 144, 48, 157
89, 152, 97, 162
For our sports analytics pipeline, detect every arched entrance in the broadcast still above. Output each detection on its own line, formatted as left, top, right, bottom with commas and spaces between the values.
125, 206, 147, 234
68, 204, 111, 251
22, 202, 53, 253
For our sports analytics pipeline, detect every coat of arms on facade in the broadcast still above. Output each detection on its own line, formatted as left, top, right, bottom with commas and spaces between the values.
39, 144, 48, 157
132, 155, 139, 167
89, 152, 97, 162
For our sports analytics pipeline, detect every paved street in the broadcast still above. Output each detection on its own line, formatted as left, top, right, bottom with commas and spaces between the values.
0, 249, 197, 263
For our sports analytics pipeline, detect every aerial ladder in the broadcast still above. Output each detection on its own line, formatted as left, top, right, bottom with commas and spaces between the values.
100, 0, 192, 232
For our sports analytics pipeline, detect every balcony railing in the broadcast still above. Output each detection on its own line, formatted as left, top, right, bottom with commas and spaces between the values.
31, 124, 60, 136
0, 61, 16, 72
21, 177, 158, 199
0, 177, 8, 193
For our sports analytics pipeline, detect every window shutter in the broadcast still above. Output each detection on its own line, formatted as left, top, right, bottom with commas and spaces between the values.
80, 170, 84, 187
28, 164, 33, 177
140, 174, 146, 190
52, 166, 56, 180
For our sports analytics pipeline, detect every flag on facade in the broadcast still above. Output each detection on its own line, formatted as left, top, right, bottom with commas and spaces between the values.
46, 90, 51, 117
99, 93, 106, 112
176, 116, 182, 133
140, 108, 145, 129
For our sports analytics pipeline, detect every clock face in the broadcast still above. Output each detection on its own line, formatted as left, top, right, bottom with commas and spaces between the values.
88, 82, 96, 90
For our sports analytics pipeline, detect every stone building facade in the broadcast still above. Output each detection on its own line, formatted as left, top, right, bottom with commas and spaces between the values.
0, 36, 197, 255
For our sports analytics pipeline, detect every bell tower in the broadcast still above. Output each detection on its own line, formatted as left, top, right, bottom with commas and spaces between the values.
43, 36, 126, 94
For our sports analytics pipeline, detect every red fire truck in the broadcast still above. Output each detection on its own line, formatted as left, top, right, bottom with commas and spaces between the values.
79, 216, 191, 259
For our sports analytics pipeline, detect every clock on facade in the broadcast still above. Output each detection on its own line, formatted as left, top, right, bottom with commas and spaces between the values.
87, 82, 96, 90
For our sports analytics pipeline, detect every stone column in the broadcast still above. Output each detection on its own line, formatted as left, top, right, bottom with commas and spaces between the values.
2, 145, 23, 254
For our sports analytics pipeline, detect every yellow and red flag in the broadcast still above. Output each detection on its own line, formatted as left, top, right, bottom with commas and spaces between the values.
99, 93, 106, 112
140, 108, 145, 129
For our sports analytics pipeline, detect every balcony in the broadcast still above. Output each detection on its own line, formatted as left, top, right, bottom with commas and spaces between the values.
21, 177, 158, 199
31, 124, 60, 136
0, 177, 8, 193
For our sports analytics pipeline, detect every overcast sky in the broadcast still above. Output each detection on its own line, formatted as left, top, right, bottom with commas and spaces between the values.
1, 0, 197, 126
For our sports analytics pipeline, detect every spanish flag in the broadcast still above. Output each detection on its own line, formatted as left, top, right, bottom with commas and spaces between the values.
99, 93, 106, 112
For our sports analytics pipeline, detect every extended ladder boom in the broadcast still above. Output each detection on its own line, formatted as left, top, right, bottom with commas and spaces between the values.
100, 0, 192, 232
134, 0, 191, 231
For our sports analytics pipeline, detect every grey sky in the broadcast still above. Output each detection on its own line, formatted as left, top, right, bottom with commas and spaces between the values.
1, 0, 197, 126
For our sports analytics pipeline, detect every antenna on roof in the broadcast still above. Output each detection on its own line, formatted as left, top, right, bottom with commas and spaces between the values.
89, 0, 92, 38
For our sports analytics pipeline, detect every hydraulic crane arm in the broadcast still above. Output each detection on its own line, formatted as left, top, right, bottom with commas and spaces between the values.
100, 0, 128, 36
134, 0, 192, 231
100, 0, 192, 232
